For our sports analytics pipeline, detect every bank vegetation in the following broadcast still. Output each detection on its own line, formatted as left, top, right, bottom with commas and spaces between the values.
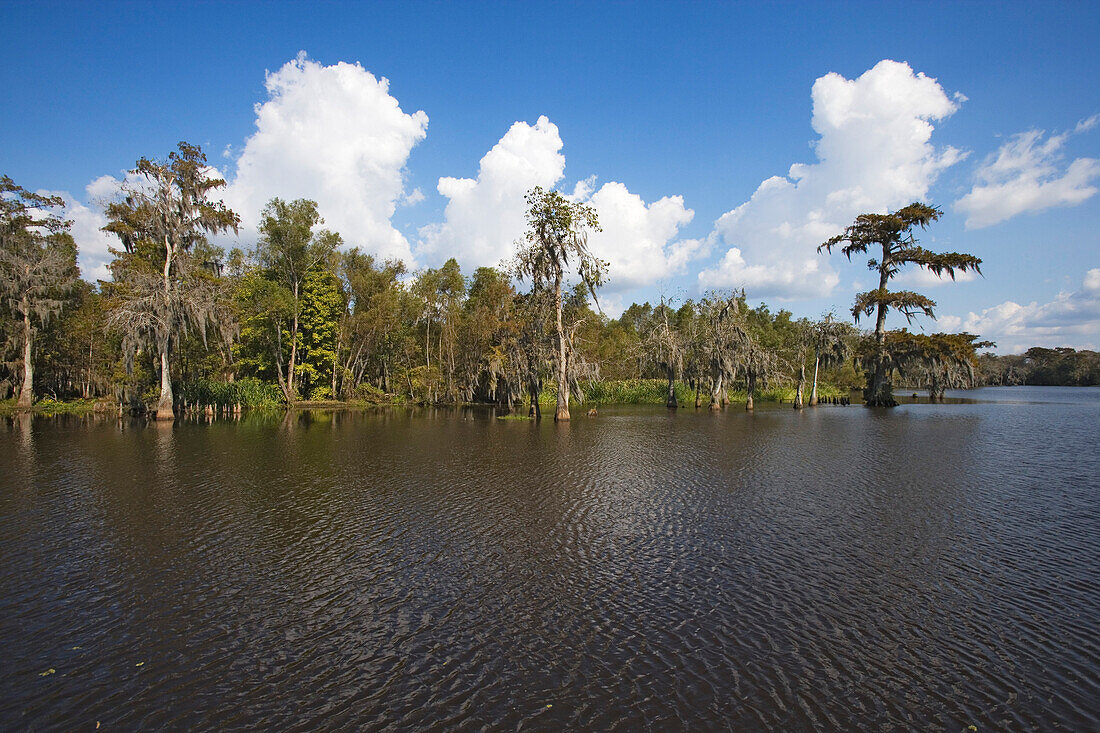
2, 144, 1023, 417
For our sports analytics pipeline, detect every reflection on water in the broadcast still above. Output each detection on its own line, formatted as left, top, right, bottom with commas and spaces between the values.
1, 390, 1098, 730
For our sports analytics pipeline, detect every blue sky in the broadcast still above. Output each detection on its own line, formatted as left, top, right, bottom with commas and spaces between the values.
2, 1, 1098, 352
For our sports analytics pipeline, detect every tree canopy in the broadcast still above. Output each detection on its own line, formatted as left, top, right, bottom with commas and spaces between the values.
819, 203, 982, 406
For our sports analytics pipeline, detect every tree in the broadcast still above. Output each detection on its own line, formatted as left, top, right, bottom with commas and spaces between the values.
460, 266, 520, 405
254, 198, 339, 401
0, 176, 80, 407
808, 312, 850, 406
818, 203, 981, 406
296, 261, 345, 400
103, 142, 239, 418
339, 249, 407, 396
642, 296, 683, 408
885, 330, 994, 401
412, 258, 465, 402
697, 291, 746, 409
740, 302, 789, 411
791, 319, 813, 409
513, 186, 606, 421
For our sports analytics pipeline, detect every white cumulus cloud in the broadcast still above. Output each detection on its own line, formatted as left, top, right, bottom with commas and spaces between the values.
51, 175, 127, 282
578, 182, 702, 292
417, 116, 565, 270
222, 52, 428, 262
417, 116, 702, 290
947, 268, 1100, 352
954, 119, 1100, 229
64, 53, 429, 279
698, 59, 965, 299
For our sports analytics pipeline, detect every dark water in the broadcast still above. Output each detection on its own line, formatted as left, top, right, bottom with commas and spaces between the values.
2, 387, 1098, 730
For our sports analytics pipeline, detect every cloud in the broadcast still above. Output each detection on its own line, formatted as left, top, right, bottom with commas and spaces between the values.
698, 59, 965, 299
577, 182, 701, 292
222, 52, 428, 262
50, 175, 124, 282
1075, 114, 1100, 134
401, 187, 425, 206
417, 116, 565, 270
64, 53, 429, 279
417, 116, 702, 289
948, 268, 1100, 352
955, 118, 1100, 228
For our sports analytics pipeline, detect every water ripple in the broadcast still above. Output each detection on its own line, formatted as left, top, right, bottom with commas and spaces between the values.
1, 396, 1098, 730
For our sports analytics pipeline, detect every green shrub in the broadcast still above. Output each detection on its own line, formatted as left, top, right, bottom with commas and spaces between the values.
177, 378, 285, 409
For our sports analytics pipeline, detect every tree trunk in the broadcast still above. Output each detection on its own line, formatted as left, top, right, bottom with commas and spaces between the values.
82, 341, 93, 399
287, 279, 300, 401
930, 372, 945, 402
16, 303, 33, 409
866, 262, 896, 407
809, 355, 820, 406
553, 274, 569, 421
155, 339, 174, 420
155, 236, 175, 419
273, 325, 291, 402
709, 372, 722, 410
529, 378, 542, 420
866, 358, 894, 407
424, 318, 431, 369
795, 362, 805, 409
666, 367, 677, 408
746, 372, 755, 411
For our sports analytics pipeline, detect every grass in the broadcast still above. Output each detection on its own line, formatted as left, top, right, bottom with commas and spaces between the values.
535, 379, 851, 407
176, 378, 285, 409
0, 397, 112, 415
2, 378, 855, 417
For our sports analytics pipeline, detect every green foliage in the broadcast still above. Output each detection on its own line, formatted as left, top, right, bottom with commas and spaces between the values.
177, 377, 284, 408
16, 167, 1019, 417
296, 264, 345, 399
0, 176, 81, 406
977, 347, 1100, 387
0, 396, 102, 415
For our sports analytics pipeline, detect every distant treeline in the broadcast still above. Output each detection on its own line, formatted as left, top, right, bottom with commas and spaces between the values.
976, 348, 1100, 387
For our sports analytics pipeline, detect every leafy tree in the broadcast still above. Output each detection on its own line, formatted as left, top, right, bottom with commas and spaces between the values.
791, 318, 813, 409
1, 176, 81, 407
513, 288, 552, 419
740, 302, 790, 411
641, 296, 683, 408
339, 249, 408, 396
819, 203, 981, 406
254, 198, 339, 401
808, 312, 851, 406
234, 266, 294, 389
297, 261, 345, 399
460, 266, 519, 405
560, 281, 603, 405
884, 331, 994, 401
673, 300, 709, 408
697, 291, 746, 409
35, 281, 114, 400
103, 142, 239, 418
514, 186, 606, 420
411, 258, 465, 401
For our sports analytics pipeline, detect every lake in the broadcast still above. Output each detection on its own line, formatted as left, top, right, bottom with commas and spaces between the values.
2, 387, 1098, 730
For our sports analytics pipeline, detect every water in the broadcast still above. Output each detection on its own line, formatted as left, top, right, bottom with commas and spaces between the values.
2, 387, 1098, 730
